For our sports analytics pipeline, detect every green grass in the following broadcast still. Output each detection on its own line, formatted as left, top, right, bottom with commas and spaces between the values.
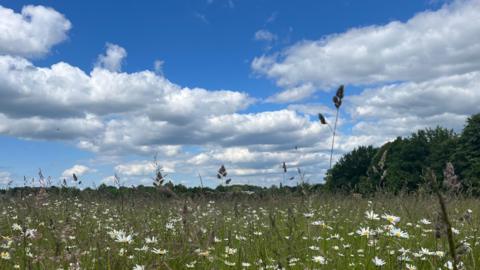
0, 192, 479, 269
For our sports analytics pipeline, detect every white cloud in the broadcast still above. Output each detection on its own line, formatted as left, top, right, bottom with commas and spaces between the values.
3, 2, 479, 186
0, 113, 103, 141
115, 161, 156, 176
154, 60, 165, 75
0, 5, 71, 58
0, 171, 13, 185
0, 56, 252, 120
61, 165, 92, 179
101, 175, 116, 185
246, 0, 480, 174
0, 54, 254, 148
254, 29, 277, 42
0, 45, 330, 166
114, 160, 174, 178
266, 83, 315, 103
252, 0, 480, 91
287, 103, 335, 117
349, 72, 480, 121
348, 71, 480, 139
95, 43, 127, 72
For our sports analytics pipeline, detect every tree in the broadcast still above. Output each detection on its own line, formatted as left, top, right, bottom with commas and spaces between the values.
330, 126, 458, 194
325, 146, 377, 192
454, 113, 480, 194
369, 127, 457, 193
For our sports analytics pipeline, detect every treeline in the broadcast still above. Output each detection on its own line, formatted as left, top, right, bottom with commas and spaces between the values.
325, 113, 480, 195
0, 182, 326, 199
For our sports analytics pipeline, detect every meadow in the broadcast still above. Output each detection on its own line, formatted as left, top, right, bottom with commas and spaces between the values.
0, 190, 478, 270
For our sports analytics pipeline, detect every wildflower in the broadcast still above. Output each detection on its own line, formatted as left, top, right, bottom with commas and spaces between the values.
434, 251, 445, 259
12, 223, 22, 231
186, 261, 196, 268
132, 265, 145, 270
389, 227, 409, 239
196, 249, 210, 257
145, 236, 158, 244
405, 263, 416, 270
356, 227, 373, 238
419, 218, 431, 225
134, 245, 149, 252
419, 248, 433, 256
224, 260, 236, 266
382, 214, 400, 224
372, 256, 385, 266
312, 256, 327, 264
242, 262, 251, 267
311, 220, 325, 226
365, 210, 380, 220
151, 248, 167, 255
303, 212, 314, 218
1, 251, 10, 260
225, 246, 237, 255
24, 228, 37, 239
114, 231, 133, 244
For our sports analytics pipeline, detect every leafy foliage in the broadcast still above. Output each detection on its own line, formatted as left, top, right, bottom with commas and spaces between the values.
325, 114, 480, 194
454, 113, 480, 194
324, 146, 378, 192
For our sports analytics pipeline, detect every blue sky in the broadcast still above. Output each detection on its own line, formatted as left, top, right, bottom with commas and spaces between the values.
1, 0, 479, 188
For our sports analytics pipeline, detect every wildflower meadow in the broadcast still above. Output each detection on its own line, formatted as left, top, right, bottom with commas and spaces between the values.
0, 190, 478, 269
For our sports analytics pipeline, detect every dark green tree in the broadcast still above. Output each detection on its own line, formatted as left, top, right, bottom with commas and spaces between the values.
325, 146, 377, 192
454, 113, 480, 194
371, 127, 457, 193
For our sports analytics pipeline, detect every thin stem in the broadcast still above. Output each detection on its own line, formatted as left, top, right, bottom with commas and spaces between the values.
198, 173, 204, 189
436, 191, 458, 270
329, 108, 340, 169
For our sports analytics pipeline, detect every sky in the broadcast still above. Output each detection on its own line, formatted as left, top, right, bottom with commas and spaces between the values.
0, 0, 479, 188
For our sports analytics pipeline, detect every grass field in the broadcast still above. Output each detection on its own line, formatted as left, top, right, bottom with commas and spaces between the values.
0, 191, 479, 269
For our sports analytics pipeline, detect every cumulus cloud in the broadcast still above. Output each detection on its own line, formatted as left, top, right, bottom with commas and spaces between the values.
61, 165, 92, 179
0, 5, 71, 58
349, 72, 480, 121
248, 0, 480, 171
0, 113, 103, 141
4, 2, 479, 186
0, 41, 330, 167
0, 46, 336, 184
347, 71, 480, 139
95, 43, 127, 72
253, 0, 480, 92
0, 54, 254, 148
